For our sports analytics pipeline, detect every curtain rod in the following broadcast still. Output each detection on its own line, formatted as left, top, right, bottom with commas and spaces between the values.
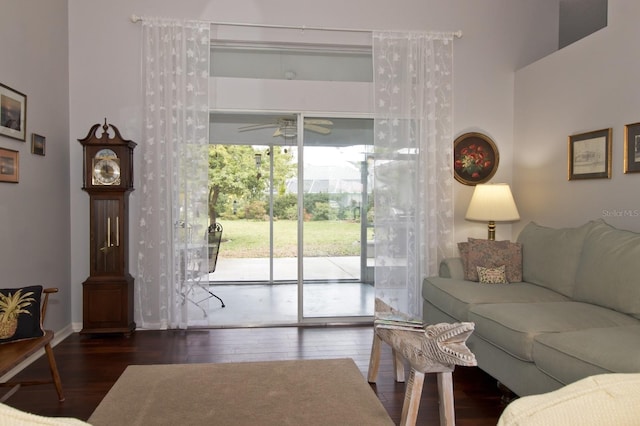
130, 14, 463, 39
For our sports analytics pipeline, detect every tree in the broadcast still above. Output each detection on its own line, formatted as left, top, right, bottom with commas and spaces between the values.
208, 145, 259, 224
208, 144, 296, 224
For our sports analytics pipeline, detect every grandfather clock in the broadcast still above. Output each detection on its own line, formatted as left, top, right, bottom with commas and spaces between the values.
79, 120, 136, 335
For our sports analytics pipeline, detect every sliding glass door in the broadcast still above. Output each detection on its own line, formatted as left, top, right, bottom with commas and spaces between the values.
208, 112, 373, 325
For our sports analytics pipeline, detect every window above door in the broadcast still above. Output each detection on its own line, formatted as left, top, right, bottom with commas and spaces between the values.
211, 41, 372, 82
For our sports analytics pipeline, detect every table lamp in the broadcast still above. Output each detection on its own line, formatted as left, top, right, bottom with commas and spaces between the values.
465, 183, 520, 240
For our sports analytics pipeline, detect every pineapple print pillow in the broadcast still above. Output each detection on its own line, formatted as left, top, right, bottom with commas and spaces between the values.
0, 285, 44, 344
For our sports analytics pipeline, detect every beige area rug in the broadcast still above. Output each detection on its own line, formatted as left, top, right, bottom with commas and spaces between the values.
88, 358, 394, 426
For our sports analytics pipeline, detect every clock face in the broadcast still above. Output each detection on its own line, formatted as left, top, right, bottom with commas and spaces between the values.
93, 158, 121, 185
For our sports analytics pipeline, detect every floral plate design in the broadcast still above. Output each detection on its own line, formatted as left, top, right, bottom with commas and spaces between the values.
453, 132, 499, 185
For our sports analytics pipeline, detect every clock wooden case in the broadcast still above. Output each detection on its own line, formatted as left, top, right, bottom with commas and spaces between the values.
79, 120, 136, 335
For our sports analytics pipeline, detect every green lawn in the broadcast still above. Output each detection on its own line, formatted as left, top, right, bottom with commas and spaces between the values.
218, 219, 370, 258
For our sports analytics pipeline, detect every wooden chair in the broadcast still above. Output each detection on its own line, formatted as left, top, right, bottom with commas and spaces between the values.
0, 288, 64, 402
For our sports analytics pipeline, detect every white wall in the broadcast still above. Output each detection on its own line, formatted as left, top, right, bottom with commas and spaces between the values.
514, 0, 640, 234
0, 1, 70, 332
67, 0, 559, 326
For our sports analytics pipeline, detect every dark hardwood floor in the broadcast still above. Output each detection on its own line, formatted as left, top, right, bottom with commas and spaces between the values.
4, 326, 506, 425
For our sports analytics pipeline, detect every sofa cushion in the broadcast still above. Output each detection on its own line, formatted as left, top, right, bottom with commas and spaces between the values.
516, 220, 596, 297
0, 285, 44, 344
458, 238, 522, 283
422, 277, 569, 322
469, 302, 639, 362
533, 325, 640, 385
574, 221, 640, 319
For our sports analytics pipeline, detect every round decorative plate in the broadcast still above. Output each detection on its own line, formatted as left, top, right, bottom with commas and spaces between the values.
453, 132, 499, 185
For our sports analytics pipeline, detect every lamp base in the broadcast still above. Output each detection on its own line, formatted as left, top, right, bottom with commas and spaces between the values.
487, 221, 496, 240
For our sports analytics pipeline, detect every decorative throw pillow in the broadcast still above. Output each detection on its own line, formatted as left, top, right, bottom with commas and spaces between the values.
0, 285, 44, 344
477, 265, 508, 284
458, 238, 523, 282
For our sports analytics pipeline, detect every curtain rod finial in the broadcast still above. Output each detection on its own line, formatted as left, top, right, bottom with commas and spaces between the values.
131, 14, 142, 23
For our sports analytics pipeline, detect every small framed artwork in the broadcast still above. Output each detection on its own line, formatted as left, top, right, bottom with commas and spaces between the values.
623, 122, 640, 173
453, 132, 499, 185
568, 128, 612, 180
0, 83, 27, 141
0, 147, 19, 183
31, 133, 46, 156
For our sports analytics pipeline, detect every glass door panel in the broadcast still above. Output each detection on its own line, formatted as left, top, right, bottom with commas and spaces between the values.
208, 113, 298, 325
301, 117, 374, 319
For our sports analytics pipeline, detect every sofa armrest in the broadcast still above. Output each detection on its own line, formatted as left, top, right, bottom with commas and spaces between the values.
439, 257, 465, 279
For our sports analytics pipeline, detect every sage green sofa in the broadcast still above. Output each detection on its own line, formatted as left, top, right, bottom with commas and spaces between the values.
422, 219, 640, 396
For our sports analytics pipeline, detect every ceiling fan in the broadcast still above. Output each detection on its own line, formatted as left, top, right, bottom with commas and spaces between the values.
238, 117, 333, 138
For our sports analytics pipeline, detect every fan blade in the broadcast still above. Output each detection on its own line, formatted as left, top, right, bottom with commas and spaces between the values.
304, 124, 332, 135
304, 119, 333, 126
238, 123, 278, 132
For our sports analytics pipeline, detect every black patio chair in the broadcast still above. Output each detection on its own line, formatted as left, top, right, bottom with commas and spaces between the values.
179, 222, 225, 315
206, 223, 225, 307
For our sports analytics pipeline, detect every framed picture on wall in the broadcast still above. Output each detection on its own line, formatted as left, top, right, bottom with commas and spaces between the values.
568, 128, 612, 180
0, 83, 27, 141
623, 122, 640, 173
31, 133, 46, 156
0, 147, 19, 183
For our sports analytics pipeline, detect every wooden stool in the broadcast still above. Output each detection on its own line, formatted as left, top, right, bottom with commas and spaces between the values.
368, 300, 476, 426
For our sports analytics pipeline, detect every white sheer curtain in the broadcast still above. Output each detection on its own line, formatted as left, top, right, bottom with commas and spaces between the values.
372, 31, 455, 317
136, 18, 210, 329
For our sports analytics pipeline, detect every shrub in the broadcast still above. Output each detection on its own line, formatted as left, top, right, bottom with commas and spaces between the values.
244, 201, 267, 219
273, 194, 297, 219
312, 202, 338, 221
283, 205, 298, 220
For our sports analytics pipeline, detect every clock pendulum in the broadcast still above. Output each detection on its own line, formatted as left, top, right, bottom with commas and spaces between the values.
78, 120, 136, 335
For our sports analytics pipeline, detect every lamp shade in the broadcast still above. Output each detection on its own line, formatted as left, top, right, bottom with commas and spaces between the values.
465, 183, 520, 222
